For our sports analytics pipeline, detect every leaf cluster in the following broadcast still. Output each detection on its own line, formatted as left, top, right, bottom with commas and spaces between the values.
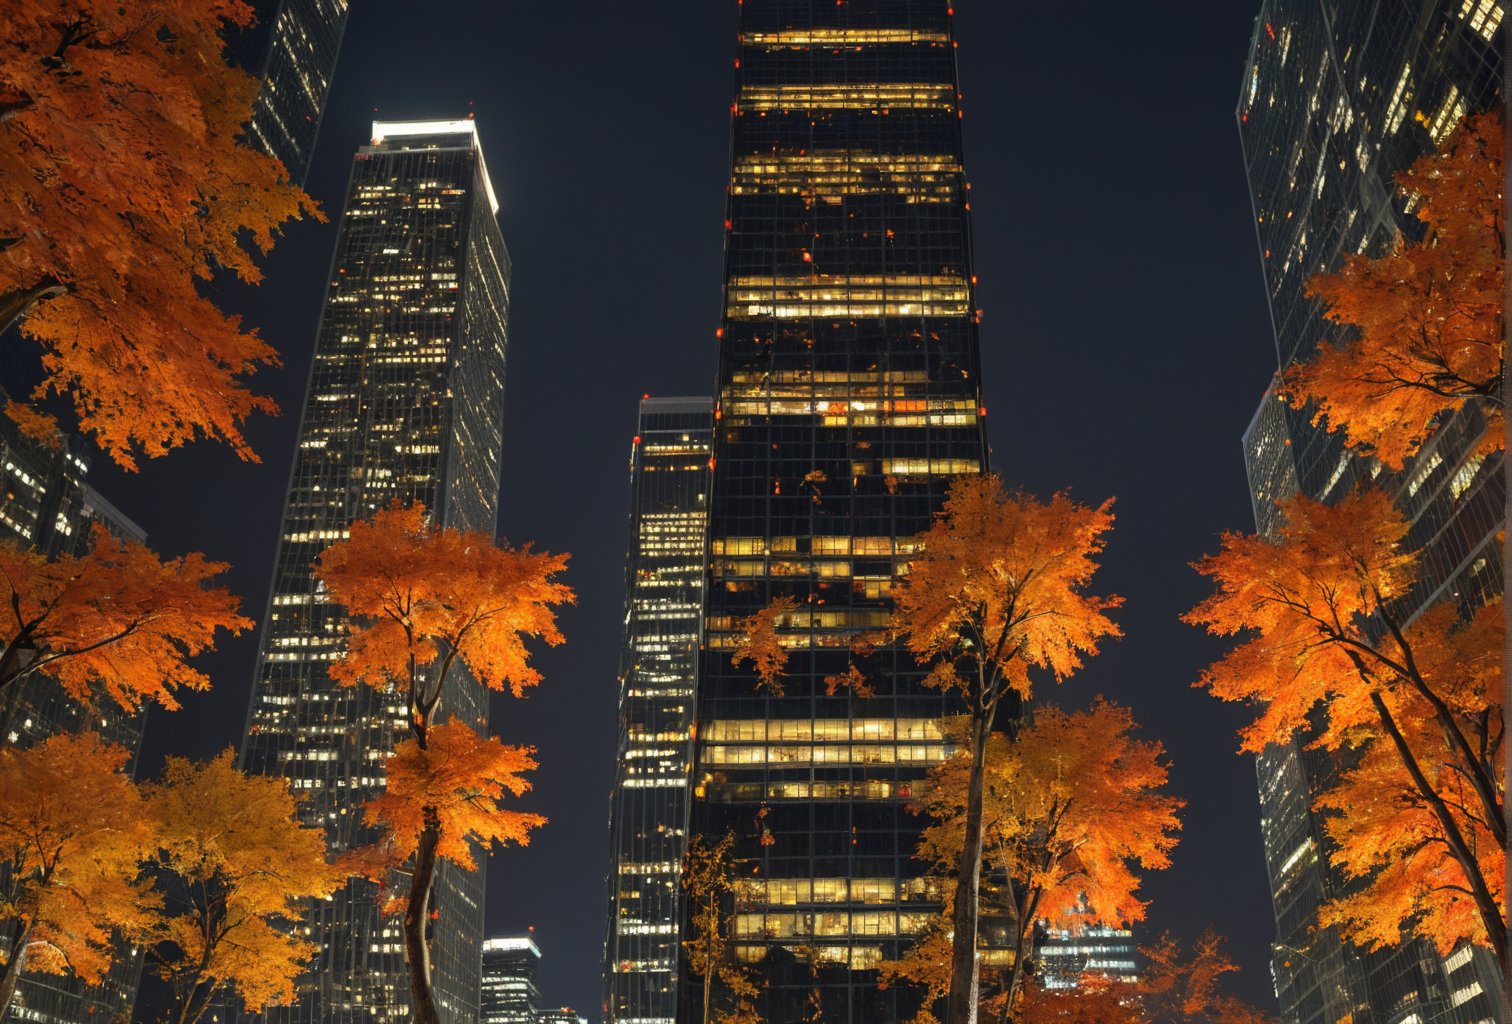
1, 1, 324, 467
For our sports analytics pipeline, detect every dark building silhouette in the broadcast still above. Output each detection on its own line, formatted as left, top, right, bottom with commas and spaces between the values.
1235, 5, 1502, 1024
603, 398, 712, 1024
235, 0, 351, 185
238, 119, 510, 1024
682, 4, 990, 1021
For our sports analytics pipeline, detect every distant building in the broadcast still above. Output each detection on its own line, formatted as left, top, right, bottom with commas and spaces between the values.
602, 398, 711, 1024
1034, 901, 1138, 991
481, 937, 542, 1024
233, 0, 351, 185
1236, 5, 1502, 1024
237, 118, 511, 1024
538, 1010, 587, 1024
0, 404, 148, 1022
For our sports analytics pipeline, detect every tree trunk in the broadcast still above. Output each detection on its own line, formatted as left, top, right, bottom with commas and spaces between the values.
944, 712, 991, 1024
701, 893, 714, 1024
404, 805, 442, 1024
1368, 692, 1506, 963
0, 921, 31, 1021
0, 278, 64, 337
1000, 885, 1042, 1024
1501, 65, 1511, 1019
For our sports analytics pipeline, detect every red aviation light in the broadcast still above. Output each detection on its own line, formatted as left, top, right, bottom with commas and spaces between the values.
715, 327, 724, 338
633, 435, 641, 445
979, 407, 987, 417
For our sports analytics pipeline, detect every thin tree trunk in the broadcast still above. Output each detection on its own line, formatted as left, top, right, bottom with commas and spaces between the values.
0, 920, 31, 1021
175, 976, 217, 1024
945, 711, 991, 1024
1500, 63, 1511, 1020
701, 891, 714, 1024
0, 278, 64, 337
1001, 885, 1042, 1024
1368, 692, 1506, 965
404, 805, 442, 1024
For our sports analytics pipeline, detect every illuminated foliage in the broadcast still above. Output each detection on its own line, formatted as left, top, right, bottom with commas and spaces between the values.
731, 595, 798, 696
882, 474, 1121, 1024
1186, 490, 1505, 962
316, 502, 569, 1024
1135, 930, 1276, 1024
908, 702, 1181, 1014
683, 830, 765, 1024
316, 502, 572, 745
0, 733, 155, 1018
0, 523, 250, 715
355, 720, 544, 1024
1285, 112, 1503, 469
1, 1, 323, 468
144, 750, 346, 1024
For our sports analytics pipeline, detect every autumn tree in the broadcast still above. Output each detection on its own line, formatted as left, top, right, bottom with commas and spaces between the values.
903, 701, 1181, 1019
877, 474, 1121, 1024
0, 524, 250, 721
1, 1, 322, 468
1282, 112, 1503, 469
356, 720, 545, 1024
0, 732, 156, 1019
142, 749, 347, 1024
683, 829, 764, 1024
1185, 490, 1505, 970
316, 502, 571, 1024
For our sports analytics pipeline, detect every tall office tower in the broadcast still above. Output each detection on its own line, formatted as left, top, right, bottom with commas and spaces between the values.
482, 937, 543, 1024
0, 407, 148, 1023
1033, 901, 1139, 992
1237, 6, 1502, 1024
238, 119, 510, 1024
684, 4, 989, 1021
234, 0, 351, 185
603, 398, 712, 1024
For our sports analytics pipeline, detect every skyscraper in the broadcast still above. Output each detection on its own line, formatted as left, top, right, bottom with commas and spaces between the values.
1236, 6, 1502, 1024
235, 0, 351, 185
482, 937, 543, 1024
0, 405, 149, 1024
603, 398, 712, 1024
1033, 900, 1139, 992
238, 118, 511, 1024
685, 4, 989, 1021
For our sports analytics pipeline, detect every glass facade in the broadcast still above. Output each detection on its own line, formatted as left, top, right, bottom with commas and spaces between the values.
604, 399, 712, 1024
0, 406, 148, 1024
235, 0, 351, 185
481, 937, 542, 1024
1034, 900, 1139, 992
237, 119, 510, 1024
1235, 5, 1503, 1024
683, 3, 988, 1020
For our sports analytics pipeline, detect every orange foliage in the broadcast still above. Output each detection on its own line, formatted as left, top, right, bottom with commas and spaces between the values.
0, 733, 155, 1009
895, 474, 1121, 706
3, 402, 60, 450
1, 2, 323, 468
1285, 112, 1503, 469
144, 750, 346, 1020
361, 720, 545, 874
1014, 978, 1141, 1024
877, 927, 955, 1024
1138, 930, 1276, 1024
316, 502, 572, 734
1187, 489, 1504, 960
731, 595, 798, 696
1184, 490, 1417, 753
0, 524, 250, 711
1315, 684, 1503, 955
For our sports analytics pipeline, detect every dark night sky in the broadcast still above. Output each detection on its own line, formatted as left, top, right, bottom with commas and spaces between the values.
76, 3, 1284, 1018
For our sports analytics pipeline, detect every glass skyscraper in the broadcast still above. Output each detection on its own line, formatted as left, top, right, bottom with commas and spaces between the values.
236, 0, 351, 185
482, 936, 543, 1024
238, 118, 510, 1024
1236, 5, 1502, 1024
684, 4, 988, 1021
603, 398, 712, 1024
